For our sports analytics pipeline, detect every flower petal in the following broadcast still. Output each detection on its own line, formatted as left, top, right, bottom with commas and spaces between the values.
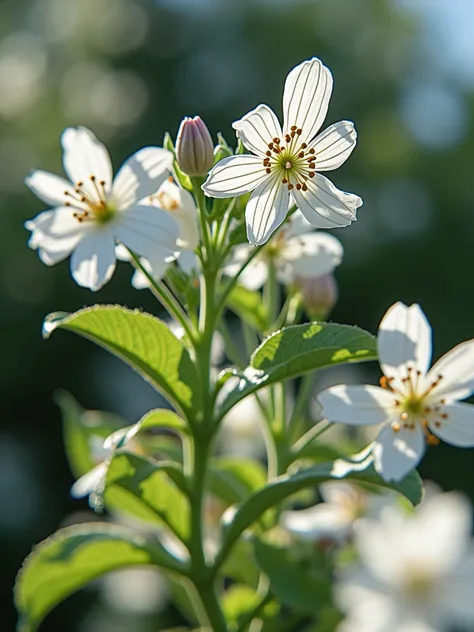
147, 179, 199, 249
427, 340, 474, 401
70, 230, 116, 291
25, 207, 85, 261
130, 257, 169, 290
282, 503, 351, 542
282, 57, 333, 144
318, 385, 395, 426
62, 127, 113, 189
285, 209, 314, 237
232, 104, 283, 157
25, 170, 76, 207
112, 147, 173, 210
310, 120, 357, 171
223, 244, 268, 290
71, 463, 108, 499
113, 205, 180, 262
378, 302, 432, 386
202, 154, 268, 198
281, 232, 343, 280
292, 173, 362, 229
430, 402, 474, 447
372, 424, 425, 482
245, 176, 290, 246
177, 250, 198, 274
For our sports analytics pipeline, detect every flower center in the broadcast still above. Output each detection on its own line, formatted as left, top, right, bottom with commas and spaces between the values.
262, 126, 316, 192
64, 175, 115, 225
380, 368, 448, 445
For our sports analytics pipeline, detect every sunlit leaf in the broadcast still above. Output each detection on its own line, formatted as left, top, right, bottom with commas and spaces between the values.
15, 523, 186, 632
219, 323, 377, 417
44, 306, 199, 416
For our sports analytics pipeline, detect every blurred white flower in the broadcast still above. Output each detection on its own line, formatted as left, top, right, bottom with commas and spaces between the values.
25, 127, 178, 291
318, 301, 474, 481
103, 568, 169, 615
282, 482, 394, 543
224, 211, 343, 290
120, 178, 199, 289
336, 491, 474, 632
202, 57, 362, 245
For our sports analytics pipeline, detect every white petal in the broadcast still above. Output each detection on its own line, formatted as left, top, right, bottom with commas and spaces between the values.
25, 170, 76, 207
223, 244, 268, 290
71, 462, 108, 498
414, 491, 472, 572
232, 104, 283, 157
378, 302, 432, 386
112, 147, 173, 210
282, 57, 333, 144
70, 230, 116, 291
131, 257, 169, 289
310, 120, 357, 171
62, 127, 113, 189
282, 504, 352, 542
25, 207, 85, 261
115, 243, 130, 262
281, 232, 343, 280
202, 155, 268, 198
372, 424, 425, 482
427, 340, 474, 401
285, 209, 314, 238
292, 173, 362, 229
430, 402, 474, 447
151, 179, 199, 249
113, 205, 180, 262
446, 550, 474, 625
318, 385, 395, 426
177, 250, 198, 274
245, 176, 290, 246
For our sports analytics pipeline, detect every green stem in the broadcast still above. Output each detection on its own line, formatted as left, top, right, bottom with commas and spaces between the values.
215, 244, 264, 319
291, 419, 331, 458
236, 591, 273, 632
126, 248, 195, 342
192, 178, 214, 267
287, 373, 315, 444
188, 431, 227, 632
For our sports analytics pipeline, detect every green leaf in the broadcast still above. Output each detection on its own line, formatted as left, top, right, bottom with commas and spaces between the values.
209, 457, 266, 506
15, 522, 186, 632
227, 285, 269, 332
216, 454, 423, 569
106, 452, 190, 543
222, 584, 260, 624
219, 323, 377, 417
44, 306, 199, 416
254, 539, 331, 613
55, 390, 126, 478
104, 407, 189, 452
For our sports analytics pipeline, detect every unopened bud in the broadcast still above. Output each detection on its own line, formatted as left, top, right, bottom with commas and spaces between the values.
295, 273, 338, 320
176, 116, 214, 177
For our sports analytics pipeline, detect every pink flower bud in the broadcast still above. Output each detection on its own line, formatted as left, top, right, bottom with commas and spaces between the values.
295, 273, 338, 320
176, 116, 214, 177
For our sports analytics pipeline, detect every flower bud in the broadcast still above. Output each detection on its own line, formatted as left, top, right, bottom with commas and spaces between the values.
295, 273, 338, 320
176, 116, 214, 177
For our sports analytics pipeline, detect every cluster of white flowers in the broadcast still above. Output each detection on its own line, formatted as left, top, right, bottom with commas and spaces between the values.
336, 487, 474, 632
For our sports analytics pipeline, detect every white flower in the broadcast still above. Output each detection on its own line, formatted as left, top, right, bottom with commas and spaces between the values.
25, 126, 180, 291
224, 210, 343, 290
318, 302, 474, 481
281, 482, 394, 544
336, 491, 474, 632
202, 57, 362, 246
118, 177, 199, 289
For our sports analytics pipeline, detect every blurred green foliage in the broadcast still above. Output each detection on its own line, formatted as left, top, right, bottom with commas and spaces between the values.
2, 0, 474, 629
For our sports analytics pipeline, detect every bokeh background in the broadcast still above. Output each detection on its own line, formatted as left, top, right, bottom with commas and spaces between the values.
2, 0, 474, 629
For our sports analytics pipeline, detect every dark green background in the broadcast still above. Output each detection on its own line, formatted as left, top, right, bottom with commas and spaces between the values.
2, 0, 474, 629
